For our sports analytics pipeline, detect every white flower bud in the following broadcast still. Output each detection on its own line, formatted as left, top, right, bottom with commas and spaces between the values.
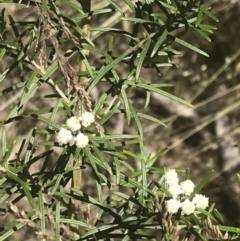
80, 112, 95, 127
56, 128, 73, 144
168, 184, 183, 197
75, 132, 89, 148
66, 116, 81, 131
181, 199, 195, 215
180, 180, 195, 196
164, 169, 179, 185
166, 198, 181, 214
192, 194, 209, 209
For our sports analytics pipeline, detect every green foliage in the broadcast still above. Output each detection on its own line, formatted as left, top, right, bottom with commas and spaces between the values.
0, 0, 239, 240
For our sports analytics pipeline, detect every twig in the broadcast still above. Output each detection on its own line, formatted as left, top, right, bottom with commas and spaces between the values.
68, 0, 91, 238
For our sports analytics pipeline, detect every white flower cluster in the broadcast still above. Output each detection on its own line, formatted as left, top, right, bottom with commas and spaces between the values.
164, 169, 209, 215
56, 112, 95, 148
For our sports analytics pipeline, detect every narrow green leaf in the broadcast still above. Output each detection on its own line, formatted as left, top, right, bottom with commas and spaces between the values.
103, 150, 126, 160
2, 140, 16, 163
92, 146, 113, 175
111, 190, 130, 200
151, 29, 168, 57
81, 224, 119, 238
114, 157, 120, 185
96, 180, 102, 202
88, 53, 125, 92
123, 0, 135, 12
92, 8, 114, 16
195, 28, 211, 42
70, 188, 120, 218
159, 1, 177, 11
58, 0, 84, 13
149, 83, 173, 88
61, 15, 94, 47
19, 69, 40, 105
37, 115, 62, 129
6, 71, 41, 119
147, 147, 168, 168
108, 35, 114, 53
237, 174, 240, 187
213, 209, 225, 223
119, 160, 135, 172
38, 190, 46, 235
202, 6, 219, 22
123, 150, 141, 161
90, 27, 130, 34
121, 88, 131, 125
156, 63, 172, 67
17, 49, 25, 61
157, 51, 168, 56
121, 17, 158, 25
83, 147, 102, 182
51, 174, 63, 195
139, 140, 147, 203
196, 6, 203, 27
120, 177, 153, 195
165, 44, 182, 55
185, 168, 191, 180
94, 93, 108, 113
1, 126, 7, 158
199, 24, 217, 32
55, 201, 61, 240
42, 61, 58, 81
107, 0, 124, 15
0, 48, 6, 60
175, 37, 209, 57
82, 57, 94, 79
0, 68, 9, 83
136, 38, 151, 81
0, 186, 18, 207
8, 15, 23, 48
193, 169, 214, 195
129, 103, 143, 137
137, 112, 167, 128
0, 82, 25, 97
218, 225, 240, 234
61, 99, 74, 116
7, 171, 36, 209
50, 100, 62, 121
144, 90, 151, 109
111, 69, 120, 82
60, 218, 94, 229
126, 81, 194, 108
24, 129, 36, 164
91, 134, 138, 141
99, 101, 121, 124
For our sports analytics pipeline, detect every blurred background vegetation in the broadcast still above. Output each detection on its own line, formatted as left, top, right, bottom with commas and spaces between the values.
1, 0, 240, 239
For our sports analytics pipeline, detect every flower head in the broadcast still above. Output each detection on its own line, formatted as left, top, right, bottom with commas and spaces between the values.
80, 112, 95, 127
164, 169, 179, 185
168, 183, 183, 197
166, 198, 181, 214
180, 180, 195, 196
181, 199, 195, 215
75, 132, 89, 148
56, 128, 73, 144
192, 194, 209, 209
66, 116, 81, 131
